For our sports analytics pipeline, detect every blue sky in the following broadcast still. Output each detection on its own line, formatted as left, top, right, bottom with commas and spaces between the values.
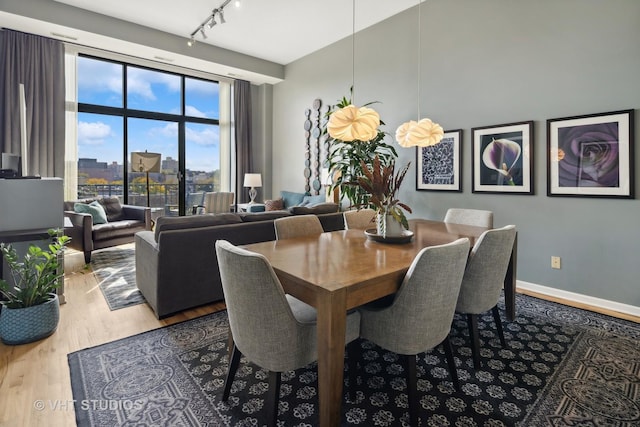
77, 57, 221, 173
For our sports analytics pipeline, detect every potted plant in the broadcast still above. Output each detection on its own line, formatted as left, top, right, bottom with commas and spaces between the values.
0, 229, 69, 345
355, 155, 412, 237
324, 89, 398, 209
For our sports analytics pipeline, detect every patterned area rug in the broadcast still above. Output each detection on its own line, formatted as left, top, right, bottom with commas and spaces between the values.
90, 244, 145, 310
68, 294, 640, 426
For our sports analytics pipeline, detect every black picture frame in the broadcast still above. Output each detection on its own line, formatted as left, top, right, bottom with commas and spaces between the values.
416, 129, 462, 192
472, 121, 534, 194
547, 109, 634, 198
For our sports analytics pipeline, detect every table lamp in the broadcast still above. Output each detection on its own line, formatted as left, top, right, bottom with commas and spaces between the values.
131, 151, 161, 207
243, 173, 262, 204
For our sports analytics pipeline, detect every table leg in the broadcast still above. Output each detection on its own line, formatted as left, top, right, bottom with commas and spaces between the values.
504, 232, 518, 321
316, 289, 347, 427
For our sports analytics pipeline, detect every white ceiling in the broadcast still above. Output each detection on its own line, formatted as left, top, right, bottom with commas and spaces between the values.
51, 0, 417, 65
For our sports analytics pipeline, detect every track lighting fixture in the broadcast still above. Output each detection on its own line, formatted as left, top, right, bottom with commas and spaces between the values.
187, 0, 238, 47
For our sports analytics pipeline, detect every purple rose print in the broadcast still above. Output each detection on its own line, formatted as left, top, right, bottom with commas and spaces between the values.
557, 122, 619, 187
482, 138, 521, 185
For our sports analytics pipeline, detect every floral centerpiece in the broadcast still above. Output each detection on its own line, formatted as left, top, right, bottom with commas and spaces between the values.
356, 155, 412, 237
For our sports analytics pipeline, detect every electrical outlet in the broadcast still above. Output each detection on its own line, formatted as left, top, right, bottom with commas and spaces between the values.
551, 256, 561, 269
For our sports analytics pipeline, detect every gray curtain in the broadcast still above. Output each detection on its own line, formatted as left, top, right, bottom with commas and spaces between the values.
234, 79, 252, 203
0, 30, 65, 177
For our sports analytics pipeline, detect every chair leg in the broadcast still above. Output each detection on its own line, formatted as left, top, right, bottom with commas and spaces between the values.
467, 313, 481, 369
492, 306, 507, 347
442, 336, 460, 391
84, 251, 91, 264
222, 341, 242, 401
265, 371, 281, 427
405, 355, 418, 427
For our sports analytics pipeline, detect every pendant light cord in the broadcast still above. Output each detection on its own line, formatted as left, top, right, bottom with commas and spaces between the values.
417, 0, 422, 120
352, 0, 356, 105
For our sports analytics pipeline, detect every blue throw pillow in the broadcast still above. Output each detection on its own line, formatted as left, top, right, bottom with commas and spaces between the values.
300, 194, 326, 206
280, 191, 306, 208
74, 201, 108, 225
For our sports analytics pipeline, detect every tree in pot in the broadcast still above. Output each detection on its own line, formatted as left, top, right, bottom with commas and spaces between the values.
0, 230, 70, 345
324, 89, 398, 209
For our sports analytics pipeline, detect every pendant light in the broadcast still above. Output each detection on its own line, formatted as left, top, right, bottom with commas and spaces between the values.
327, 0, 380, 142
395, 0, 444, 148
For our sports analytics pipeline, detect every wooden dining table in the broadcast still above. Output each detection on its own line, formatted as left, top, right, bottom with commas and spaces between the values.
242, 218, 517, 427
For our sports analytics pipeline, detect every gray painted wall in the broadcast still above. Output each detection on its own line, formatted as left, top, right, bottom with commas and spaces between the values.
272, 0, 640, 307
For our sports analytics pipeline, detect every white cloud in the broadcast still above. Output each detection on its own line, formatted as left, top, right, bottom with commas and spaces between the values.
78, 121, 112, 145
77, 57, 122, 96
186, 126, 219, 146
146, 122, 179, 138
127, 67, 181, 100
186, 78, 219, 96
185, 105, 207, 118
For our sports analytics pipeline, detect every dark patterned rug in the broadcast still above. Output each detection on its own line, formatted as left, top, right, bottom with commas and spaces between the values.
68, 294, 640, 426
90, 244, 145, 310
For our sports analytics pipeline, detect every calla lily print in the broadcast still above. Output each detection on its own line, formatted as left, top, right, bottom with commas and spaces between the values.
482, 138, 521, 185
472, 121, 533, 194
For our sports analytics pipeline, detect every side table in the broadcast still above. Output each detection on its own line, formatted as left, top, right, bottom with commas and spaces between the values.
236, 203, 265, 213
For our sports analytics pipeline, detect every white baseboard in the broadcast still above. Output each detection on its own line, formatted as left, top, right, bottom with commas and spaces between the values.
517, 280, 640, 318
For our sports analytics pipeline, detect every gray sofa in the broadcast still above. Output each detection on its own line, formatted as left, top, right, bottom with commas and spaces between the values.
64, 196, 151, 263
135, 209, 345, 318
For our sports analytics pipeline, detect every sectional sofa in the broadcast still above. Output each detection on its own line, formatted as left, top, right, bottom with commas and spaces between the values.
135, 207, 344, 318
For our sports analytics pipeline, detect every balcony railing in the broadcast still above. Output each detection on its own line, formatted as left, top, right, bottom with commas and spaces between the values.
77, 183, 215, 211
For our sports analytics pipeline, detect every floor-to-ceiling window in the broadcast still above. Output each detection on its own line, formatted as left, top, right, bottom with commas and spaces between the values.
74, 54, 229, 216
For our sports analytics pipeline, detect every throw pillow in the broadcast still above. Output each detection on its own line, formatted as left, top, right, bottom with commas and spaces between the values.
74, 201, 108, 225
300, 194, 326, 206
264, 198, 284, 211
99, 196, 125, 222
280, 191, 306, 208
289, 203, 339, 215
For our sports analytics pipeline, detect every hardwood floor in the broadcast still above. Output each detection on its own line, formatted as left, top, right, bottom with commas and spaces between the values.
0, 248, 225, 427
0, 248, 637, 426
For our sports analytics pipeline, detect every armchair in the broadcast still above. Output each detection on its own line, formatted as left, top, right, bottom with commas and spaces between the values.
202, 191, 235, 214
63, 196, 151, 263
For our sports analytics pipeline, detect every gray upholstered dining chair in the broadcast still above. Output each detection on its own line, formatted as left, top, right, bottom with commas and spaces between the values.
456, 225, 516, 369
343, 208, 376, 230
215, 240, 361, 427
444, 208, 494, 228
354, 238, 470, 426
274, 214, 324, 240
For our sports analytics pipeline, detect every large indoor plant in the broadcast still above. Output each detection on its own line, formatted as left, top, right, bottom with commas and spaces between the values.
325, 90, 398, 209
355, 155, 412, 237
0, 229, 69, 345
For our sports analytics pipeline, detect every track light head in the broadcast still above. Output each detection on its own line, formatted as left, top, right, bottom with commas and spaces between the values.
188, 0, 236, 43
208, 14, 217, 29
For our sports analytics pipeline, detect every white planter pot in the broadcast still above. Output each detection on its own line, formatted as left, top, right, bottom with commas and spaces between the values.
376, 213, 405, 237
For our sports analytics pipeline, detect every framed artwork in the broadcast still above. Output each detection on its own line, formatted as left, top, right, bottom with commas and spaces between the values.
547, 109, 634, 198
472, 121, 534, 194
416, 129, 462, 192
